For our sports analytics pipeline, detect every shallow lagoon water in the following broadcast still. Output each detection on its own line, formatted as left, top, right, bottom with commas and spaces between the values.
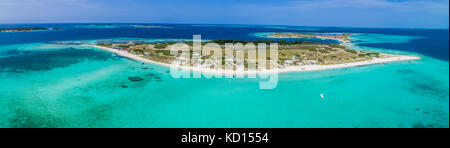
0, 24, 448, 128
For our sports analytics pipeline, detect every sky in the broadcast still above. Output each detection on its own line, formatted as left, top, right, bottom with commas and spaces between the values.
0, 0, 448, 28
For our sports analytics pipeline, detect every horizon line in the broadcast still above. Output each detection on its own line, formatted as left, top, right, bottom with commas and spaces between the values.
0, 22, 448, 30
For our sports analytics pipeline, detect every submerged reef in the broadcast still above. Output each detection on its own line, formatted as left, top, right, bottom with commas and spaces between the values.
1, 93, 131, 128
398, 68, 449, 99
0, 48, 116, 73
128, 76, 144, 82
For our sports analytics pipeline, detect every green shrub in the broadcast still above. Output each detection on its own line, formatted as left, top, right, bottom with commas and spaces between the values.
345, 49, 357, 54
155, 50, 171, 56
319, 50, 329, 53
119, 45, 130, 48
154, 44, 168, 49
97, 43, 112, 47
367, 52, 380, 57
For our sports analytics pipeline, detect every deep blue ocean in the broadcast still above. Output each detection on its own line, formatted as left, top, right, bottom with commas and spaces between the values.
1, 24, 448, 61
0, 24, 448, 128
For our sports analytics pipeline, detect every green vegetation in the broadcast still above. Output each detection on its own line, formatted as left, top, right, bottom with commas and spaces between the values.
97, 43, 112, 47
154, 44, 168, 49
208, 40, 307, 45
118, 45, 131, 48
345, 49, 358, 54
367, 52, 380, 57
319, 49, 330, 53
155, 50, 171, 56
269, 32, 354, 42
97, 36, 380, 68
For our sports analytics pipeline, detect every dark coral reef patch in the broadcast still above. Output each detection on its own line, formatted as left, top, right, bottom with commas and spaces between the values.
0, 48, 116, 73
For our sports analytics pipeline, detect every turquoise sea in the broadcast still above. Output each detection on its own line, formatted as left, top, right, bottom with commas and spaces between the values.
0, 24, 448, 128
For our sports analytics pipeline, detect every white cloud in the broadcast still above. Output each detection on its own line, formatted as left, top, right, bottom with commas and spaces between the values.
289, 0, 449, 14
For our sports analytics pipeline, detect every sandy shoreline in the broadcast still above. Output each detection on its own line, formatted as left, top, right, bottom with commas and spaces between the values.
91, 45, 421, 75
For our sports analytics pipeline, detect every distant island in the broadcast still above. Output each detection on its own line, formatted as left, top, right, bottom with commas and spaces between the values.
92, 33, 420, 74
0, 27, 59, 32
134, 25, 162, 28
91, 24, 115, 26
269, 32, 354, 43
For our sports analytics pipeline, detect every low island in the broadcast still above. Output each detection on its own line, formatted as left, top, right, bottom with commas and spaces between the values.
134, 25, 162, 28
0, 27, 59, 32
268, 32, 354, 43
91, 33, 420, 74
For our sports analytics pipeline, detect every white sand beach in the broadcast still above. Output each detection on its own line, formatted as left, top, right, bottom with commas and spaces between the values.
91, 45, 421, 75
